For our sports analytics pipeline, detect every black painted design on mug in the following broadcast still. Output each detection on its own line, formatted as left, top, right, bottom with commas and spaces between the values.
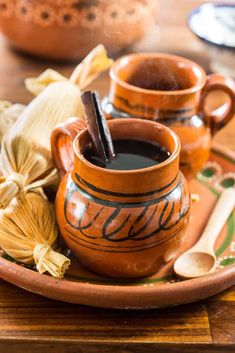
65, 223, 186, 253
104, 98, 196, 122
114, 95, 194, 117
75, 172, 178, 198
63, 179, 190, 244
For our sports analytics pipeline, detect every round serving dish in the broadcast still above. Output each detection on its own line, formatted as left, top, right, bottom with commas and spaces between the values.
188, 3, 235, 77
0, 0, 155, 61
0, 142, 234, 309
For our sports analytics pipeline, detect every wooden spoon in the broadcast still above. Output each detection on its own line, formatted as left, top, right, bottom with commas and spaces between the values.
174, 188, 235, 280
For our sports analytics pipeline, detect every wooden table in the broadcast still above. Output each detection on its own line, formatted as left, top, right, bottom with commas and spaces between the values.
0, 20, 235, 352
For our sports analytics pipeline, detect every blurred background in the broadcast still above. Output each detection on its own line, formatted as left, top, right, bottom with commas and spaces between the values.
0, 0, 234, 147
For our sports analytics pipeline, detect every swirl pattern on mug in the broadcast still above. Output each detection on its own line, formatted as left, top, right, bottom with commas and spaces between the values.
62, 176, 190, 253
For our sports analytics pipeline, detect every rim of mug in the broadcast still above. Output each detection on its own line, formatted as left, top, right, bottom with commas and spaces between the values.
73, 118, 181, 175
110, 52, 207, 95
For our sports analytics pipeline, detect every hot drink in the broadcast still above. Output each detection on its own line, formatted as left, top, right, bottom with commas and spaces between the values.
126, 59, 191, 91
84, 139, 170, 170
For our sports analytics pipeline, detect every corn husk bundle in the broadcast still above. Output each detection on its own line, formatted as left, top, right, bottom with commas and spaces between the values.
0, 189, 70, 278
0, 44, 113, 277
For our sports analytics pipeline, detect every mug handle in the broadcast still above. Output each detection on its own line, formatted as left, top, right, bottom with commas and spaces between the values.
198, 73, 235, 135
51, 117, 87, 178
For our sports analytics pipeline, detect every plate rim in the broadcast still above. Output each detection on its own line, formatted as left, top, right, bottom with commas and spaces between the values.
0, 142, 234, 309
188, 3, 235, 52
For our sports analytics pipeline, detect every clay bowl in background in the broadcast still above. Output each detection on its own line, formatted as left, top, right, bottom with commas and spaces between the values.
0, 0, 155, 61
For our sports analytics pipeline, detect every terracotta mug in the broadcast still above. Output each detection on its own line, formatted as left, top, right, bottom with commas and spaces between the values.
105, 53, 235, 178
51, 118, 190, 278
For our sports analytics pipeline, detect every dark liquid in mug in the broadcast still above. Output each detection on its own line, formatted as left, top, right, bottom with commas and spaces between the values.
84, 139, 170, 171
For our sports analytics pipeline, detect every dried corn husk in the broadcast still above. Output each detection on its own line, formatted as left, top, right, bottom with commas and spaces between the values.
25, 69, 67, 96
0, 101, 25, 144
0, 44, 113, 208
0, 189, 70, 278
0, 44, 112, 277
25, 44, 113, 96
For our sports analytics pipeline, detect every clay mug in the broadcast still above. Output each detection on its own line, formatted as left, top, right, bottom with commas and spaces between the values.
105, 53, 235, 178
51, 117, 190, 278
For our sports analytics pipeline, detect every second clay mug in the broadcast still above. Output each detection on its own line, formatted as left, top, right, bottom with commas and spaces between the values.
105, 53, 235, 178
51, 118, 190, 278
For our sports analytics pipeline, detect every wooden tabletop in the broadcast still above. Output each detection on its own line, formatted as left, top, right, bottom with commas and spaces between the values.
0, 17, 235, 353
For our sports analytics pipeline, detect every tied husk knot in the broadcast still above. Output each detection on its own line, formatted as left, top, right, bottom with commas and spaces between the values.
8, 172, 26, 189
33, 243, 70, 279
0, 173, 26, 208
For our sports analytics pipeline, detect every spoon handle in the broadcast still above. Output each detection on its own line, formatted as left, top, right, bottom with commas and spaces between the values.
194, 188, 235, 252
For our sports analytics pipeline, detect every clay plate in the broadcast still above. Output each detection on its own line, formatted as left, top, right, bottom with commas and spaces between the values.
0, 142, 234, 309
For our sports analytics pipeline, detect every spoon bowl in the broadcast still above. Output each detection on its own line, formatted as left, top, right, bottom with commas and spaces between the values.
174, 251, 216, 280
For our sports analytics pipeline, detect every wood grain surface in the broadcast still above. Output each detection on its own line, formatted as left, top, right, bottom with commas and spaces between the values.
0, 3, 235, 351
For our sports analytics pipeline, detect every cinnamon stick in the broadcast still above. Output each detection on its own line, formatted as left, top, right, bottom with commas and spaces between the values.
81, 91, 115, 163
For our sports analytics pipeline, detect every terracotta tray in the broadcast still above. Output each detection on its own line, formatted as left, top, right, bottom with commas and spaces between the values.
0, 142, 234, 309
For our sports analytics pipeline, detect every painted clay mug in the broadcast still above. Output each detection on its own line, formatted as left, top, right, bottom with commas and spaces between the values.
105, 53, 235, 178
51, 117, 190, 278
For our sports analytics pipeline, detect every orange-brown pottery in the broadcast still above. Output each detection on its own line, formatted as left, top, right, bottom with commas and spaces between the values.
51, 118, 190, 279
106, 53, 235, 178
0, 0, 155, 61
